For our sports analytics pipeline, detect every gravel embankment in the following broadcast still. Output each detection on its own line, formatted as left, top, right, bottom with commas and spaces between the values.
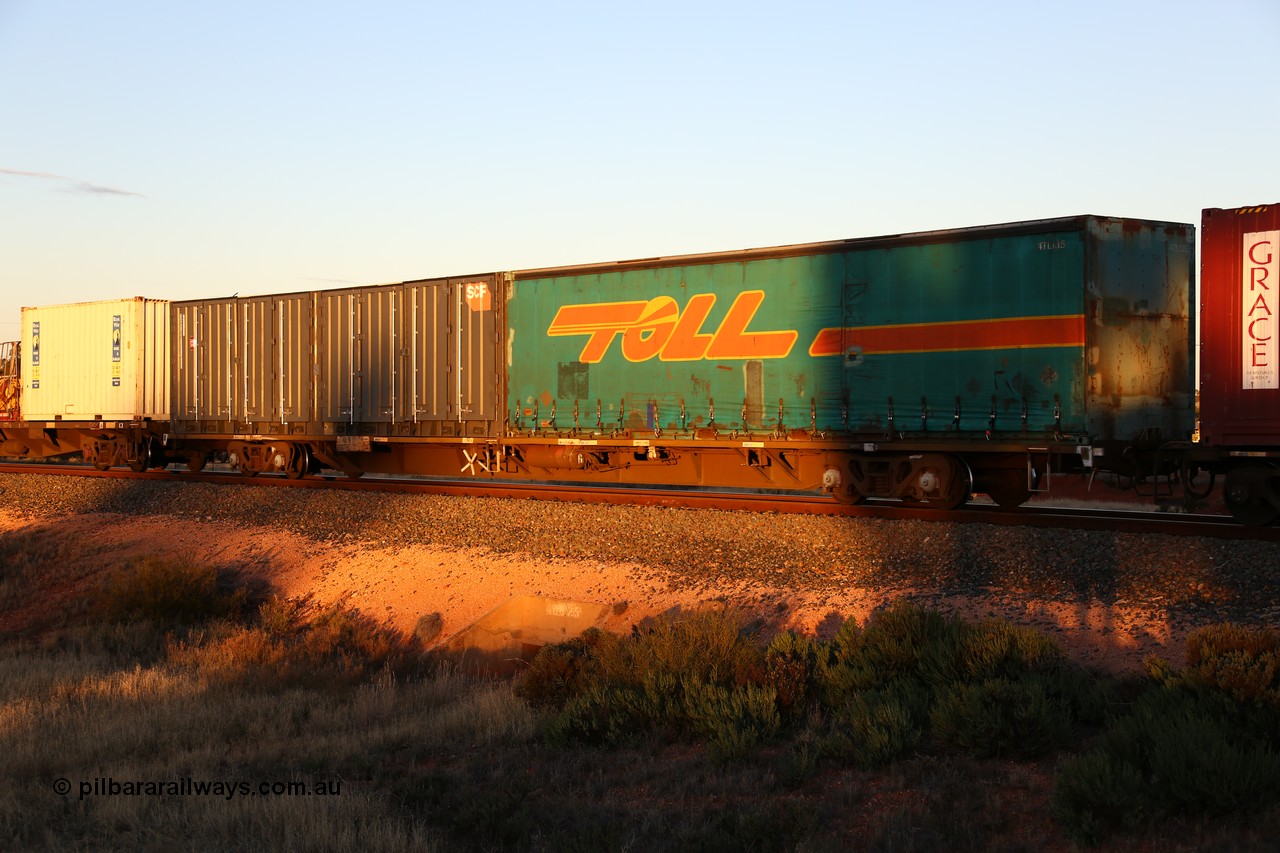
2, 473, 1278, 631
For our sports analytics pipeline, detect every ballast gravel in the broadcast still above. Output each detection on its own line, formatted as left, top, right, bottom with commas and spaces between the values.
2, 472, 1277, 636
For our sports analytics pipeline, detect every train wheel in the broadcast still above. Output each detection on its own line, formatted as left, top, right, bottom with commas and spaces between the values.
285, 445, 311, 480
91, 455, 112, 472
1224, 465, 1279, 527
186, 452, 207, 473
931, 462, 971, 509
824, 466, 865, 505
1179, 462, 1216, 501
913, 456, 971, 509
127, 441, 151, 473
832, 484, 866, 505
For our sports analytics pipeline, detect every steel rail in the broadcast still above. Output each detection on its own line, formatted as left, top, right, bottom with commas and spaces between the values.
0, 462, 1272, 541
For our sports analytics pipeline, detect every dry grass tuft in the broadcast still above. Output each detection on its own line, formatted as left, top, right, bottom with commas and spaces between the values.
0, 549, 527, 852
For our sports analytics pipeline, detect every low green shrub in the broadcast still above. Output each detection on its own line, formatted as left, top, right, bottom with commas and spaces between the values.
811, 603, 1092, 765
635, 670, 687, 728
958, 617, 1064, 680
811, 633, 866, 703
851, 603, 963, 686
1184, 623, 1280, 707
815, 603, 967, 706
527, 609, 767, 691
1144, 704, 1280, 816
930, 674, 1074, 759
615, 609, 765, 690
1055, 690, 1280, 842
763, 631, 823, 724
545, 684, 648, 747
683, 679, 780, 761
1054, 639, 1280, 843
776, 729, 824, 785
1050, 750, 1146, 844
528, 602, 1115, 779
517, 631, 603, 710
827, 683, 924, 767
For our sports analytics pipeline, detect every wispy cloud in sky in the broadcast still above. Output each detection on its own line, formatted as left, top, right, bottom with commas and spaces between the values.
0, 167, 144, 198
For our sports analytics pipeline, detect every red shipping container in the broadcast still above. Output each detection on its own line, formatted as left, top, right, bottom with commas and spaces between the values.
1199, 204, 1280, 447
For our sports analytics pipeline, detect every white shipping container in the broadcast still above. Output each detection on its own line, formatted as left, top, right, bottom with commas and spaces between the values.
21, 298, 170, 421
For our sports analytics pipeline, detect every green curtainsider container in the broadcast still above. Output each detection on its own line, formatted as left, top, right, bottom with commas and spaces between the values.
506, 215, 1194, 447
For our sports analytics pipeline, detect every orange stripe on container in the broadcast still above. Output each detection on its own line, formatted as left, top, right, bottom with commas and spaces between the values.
808, 315, 1085, 357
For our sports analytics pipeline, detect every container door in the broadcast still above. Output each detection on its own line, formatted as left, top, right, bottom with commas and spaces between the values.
239, 298, 271, 423
240, 295, 313, 425
1084, 217, 1193, 441
360, 287, 399, 424
273, 294, 314, 424
173, 302, 235, 426
318, 288, 399, 425
452, 277, 499, 424
317, 292, 351, 423
402, 275, 500, 429
172, 304, 195, 426
404, 280, 450, 422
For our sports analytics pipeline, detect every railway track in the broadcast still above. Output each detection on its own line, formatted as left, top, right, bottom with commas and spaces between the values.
1, 461, 1272, 541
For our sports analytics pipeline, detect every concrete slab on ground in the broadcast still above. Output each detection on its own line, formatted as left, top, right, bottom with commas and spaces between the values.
438, 594, 607, 675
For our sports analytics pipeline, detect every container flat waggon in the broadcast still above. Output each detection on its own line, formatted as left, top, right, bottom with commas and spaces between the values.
2, 204, 1278, 525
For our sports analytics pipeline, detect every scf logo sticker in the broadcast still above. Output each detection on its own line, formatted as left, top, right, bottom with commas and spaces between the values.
464, 282, 491, 312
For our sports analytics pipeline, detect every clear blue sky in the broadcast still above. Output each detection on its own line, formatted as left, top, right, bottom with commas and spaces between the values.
2, 1, 1278, 334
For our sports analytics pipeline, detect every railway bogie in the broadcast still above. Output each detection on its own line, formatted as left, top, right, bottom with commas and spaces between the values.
82, 430, 159, 473
1222, 464, 1280, 527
